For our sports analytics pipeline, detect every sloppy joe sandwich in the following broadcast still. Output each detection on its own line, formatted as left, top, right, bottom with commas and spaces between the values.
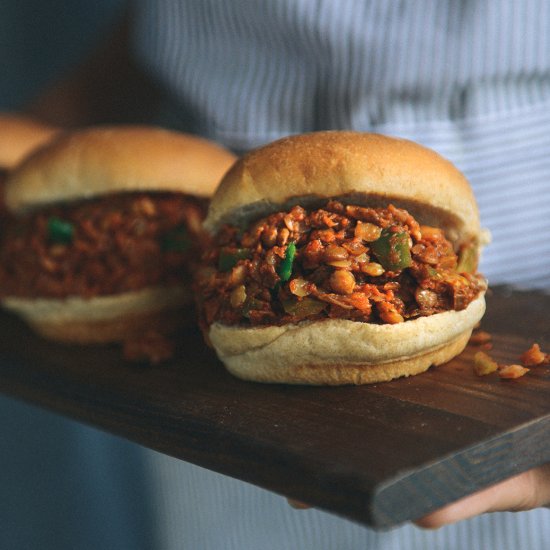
0, 113, 61, 170
0, 114, 61, 228
196, 131, 488, 384
0, 126, 236, 347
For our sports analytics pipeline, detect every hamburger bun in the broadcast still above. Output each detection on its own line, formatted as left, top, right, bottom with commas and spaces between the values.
2, 286, 191, 344
0, 113, 61, 170
205, 131, 483, 248
209, 295, 485, 385
5, 125, 237, 213
1, 125, 237, 345
202, 131, 487, 385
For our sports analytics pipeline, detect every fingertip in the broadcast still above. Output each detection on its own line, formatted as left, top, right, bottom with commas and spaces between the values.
413, 511, 452, 530
286, 498, 311, 510
413, 496, 480, 529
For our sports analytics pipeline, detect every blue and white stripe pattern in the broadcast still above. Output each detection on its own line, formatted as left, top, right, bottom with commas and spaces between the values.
133, 1, 550, 548
135, 0, 550, 290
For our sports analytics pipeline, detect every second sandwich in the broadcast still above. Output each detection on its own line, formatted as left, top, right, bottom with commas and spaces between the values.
0, 125, 236, 355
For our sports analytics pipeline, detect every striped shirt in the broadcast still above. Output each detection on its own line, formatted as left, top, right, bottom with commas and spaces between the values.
132, 1, 550, 549
134, 0, 550, 290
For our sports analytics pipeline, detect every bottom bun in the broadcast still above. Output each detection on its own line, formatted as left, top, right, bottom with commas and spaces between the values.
209, 293, 486, 385
2, 286, 192, 344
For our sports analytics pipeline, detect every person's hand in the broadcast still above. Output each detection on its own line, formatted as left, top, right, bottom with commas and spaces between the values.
287, 463, 550, 527
287, 499, 311, 510
415, 463, 550, 529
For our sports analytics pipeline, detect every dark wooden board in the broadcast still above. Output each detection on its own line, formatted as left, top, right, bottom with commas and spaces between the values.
0, 286, 549, 528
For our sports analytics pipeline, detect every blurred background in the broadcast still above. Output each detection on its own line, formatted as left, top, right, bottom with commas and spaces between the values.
0, 0, 124, 109
0, 4, 159, 549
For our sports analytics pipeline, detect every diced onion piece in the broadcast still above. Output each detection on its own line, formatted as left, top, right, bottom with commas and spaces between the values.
473, 351, 498, 376
230, 285, 247, 308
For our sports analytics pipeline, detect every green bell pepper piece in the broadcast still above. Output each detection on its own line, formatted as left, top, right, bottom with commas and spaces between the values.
161, 225, 191, 252
371, 228, 412, 271
47, 217, 74, 244
276, 241, 296, 282
218, 248, 251, 272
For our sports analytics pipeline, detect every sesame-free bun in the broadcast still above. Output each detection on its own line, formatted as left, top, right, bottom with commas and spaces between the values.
210, 294, 486, 385
2, 286, 192, 344
0, 113, 60, 169
5, 125, 237, 213
204, 131, 487, 385
205, 131, 481, 247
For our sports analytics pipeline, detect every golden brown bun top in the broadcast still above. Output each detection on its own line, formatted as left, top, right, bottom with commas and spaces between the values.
5, 125, 237, 212
0, 113, 61, 170
205, 131, 481, 245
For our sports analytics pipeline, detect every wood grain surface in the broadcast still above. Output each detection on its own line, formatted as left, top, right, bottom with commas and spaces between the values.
0, 285, 549, 528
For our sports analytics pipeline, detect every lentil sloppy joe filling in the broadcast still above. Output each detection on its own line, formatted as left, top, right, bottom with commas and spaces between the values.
0, 192, 206, 299
197, 200, 486, 327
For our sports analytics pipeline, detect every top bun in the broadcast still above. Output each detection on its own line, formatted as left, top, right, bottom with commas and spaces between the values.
5, 125, 237, 213
0, 113, 61, 170
205, 131, 481, 247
